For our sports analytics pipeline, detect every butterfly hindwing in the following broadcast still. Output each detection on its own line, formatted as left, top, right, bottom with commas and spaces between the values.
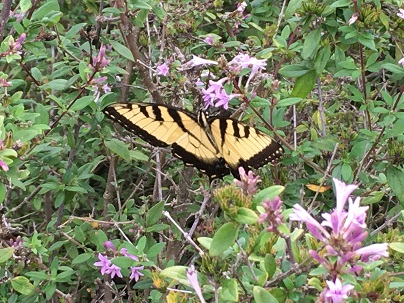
209, 117, 284, 176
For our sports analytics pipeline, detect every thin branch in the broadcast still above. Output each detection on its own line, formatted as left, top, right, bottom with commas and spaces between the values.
163, 210, 205, 256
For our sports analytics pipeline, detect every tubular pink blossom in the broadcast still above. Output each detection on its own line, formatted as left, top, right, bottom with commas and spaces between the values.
355, 243, 389, 259
289, 204, 330, 241
333, 178, 357, 217
187, 265, 206, 303
325, 278, 354, 303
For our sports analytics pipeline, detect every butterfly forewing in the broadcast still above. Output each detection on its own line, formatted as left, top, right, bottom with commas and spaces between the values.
104, 103, 229, 179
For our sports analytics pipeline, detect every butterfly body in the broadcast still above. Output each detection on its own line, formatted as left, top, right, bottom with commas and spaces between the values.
103, 103, 283, 179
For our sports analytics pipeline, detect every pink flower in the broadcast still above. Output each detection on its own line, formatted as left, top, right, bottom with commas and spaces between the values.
399, 57, 404, 66
234, 167, 260, 195
325, 278, 354, 303
120, 248, 139, 261
259, 197, 284, 233
289, 204, 330, 242
397, 8, 404, 19
90, 45, 110, 71
103, 241, 116, 252
290, 178, 388, 274
348, 13, 358, 25
156, 63, 169, 76
228, 53, 266, 88
187, 265, 206, 303
129, 266, 144, 281
105, 264, 122, 279
195, 78, 204, 86
201, 77, 227, 108
94, 253, 112, 275
355, 243, 389, 262
9, 33, 26, 54
214, 90, 240, 109
200, 77, 240, 109
9, 236, 23, 250
0, 159, 9, 171
180, 55, 218, 70
0, 78, 12, 87
236, 2, 247, 13
203, 35, 214, 45
91, 76, 109, 102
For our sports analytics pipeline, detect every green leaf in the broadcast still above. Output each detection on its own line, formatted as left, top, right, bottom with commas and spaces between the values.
9, 91, 23, 103
253, 185, 285, 208
130, 149, 149, 161
302, 29, 321, 59
234, 207, 259, 224
153, 6, 166, 20
160, 266, 189, 285
386, 166, 404, 205
112, 256, 136, 268
70, 96, 95, 111
291, 69, 317, 98
146, 200, 165, 226
382, 63, 404, 74
361, 191, 384, 205
279, 65, 309, 78
277, 97, 302, 107
11, 276, 35, 295
104, 139, 131, 161
30, 0, 60, 21
72, 253, 93, 264
0, 183, 5, 203
40, 79, 68, 91
253, 286, 279, 303
389, 242, 404, 254
315, 44, 331, 74
264, 254, 276, 278
197, 237, 212, 250
330, 0, 350, 8
132, 1, 152, 9
379, 11, 389, 29
25, 271, 49, 281
220, 278, 239, 302
209, 222, 239, 256
223, 41, 242, 48
0, 149, 18, 158
358, 33, 376, 50
284, 0, 303, 18
255, 48, 274, 59
0, 247, 14, 263
45, 282, 57, 300
49, 240, 68, 251
145, 223, 170, 232
136, 236, 147, 253
110, 40, 134, 62
146, 242, 166, 257
20, 0, 32, 12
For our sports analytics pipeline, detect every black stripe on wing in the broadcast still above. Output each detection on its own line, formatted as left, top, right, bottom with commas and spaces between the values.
209, 117, 284, 176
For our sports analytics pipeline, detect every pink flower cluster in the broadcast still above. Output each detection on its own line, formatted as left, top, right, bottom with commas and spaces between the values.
93, 241, 144, 281
290, 178, 389, 302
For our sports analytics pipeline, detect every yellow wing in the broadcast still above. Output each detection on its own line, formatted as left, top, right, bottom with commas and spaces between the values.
209, 118, 283, 176
103, 103, 230, 178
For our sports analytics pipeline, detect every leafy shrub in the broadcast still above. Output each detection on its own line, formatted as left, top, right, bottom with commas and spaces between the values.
0, 0, 403, 302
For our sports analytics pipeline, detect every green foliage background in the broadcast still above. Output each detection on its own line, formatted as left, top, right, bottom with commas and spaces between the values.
0, 0, 404, 302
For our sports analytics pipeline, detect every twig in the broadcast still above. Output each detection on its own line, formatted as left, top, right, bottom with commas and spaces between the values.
162, 210, 204, 256
370, 211, 402, 236
187, 187, 211, 239
308, 143, 339, 212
